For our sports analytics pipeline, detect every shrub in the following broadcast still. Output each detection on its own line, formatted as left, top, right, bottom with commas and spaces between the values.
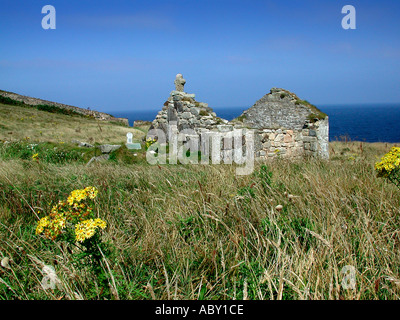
145, 137, 157, 150
375, 146, 400, 189
0, 95, 25, 106
36, 104, 81, 117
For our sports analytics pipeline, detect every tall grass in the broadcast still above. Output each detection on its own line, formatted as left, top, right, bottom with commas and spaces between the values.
0, 141, 399, 300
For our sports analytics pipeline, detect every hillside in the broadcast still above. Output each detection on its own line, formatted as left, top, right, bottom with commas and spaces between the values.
0, 102, 144, 145
0, 89, 129, 125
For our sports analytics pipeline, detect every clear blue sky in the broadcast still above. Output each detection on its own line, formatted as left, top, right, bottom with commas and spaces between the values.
1, 0, 399, 113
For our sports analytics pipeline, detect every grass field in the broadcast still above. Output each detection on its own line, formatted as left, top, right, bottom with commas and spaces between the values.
0, 103, 399, 300
0, 103, 144, 144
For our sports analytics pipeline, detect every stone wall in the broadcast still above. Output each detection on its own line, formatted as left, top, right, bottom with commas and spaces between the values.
251, 118, 329, 160
233, 87, 329, 159
133, 120, 152, 127
149, 84, 229, 141
255, 128, 304, 158
149, 75, 330, 161
240, 88, 312, 130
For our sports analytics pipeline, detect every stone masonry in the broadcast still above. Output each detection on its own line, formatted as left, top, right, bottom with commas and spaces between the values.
149, 74, 230, 140
232, 87, 329, 159
149, 75, 329, 160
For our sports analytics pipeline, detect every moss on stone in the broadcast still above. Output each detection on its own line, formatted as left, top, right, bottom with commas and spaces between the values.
295, 99, 327, 120
199, 110, 209, 117
182, 96, 195, 103
234, 114, 247, 122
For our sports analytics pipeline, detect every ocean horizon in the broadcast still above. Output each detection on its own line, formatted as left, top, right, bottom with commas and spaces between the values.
111, 103, 400, 143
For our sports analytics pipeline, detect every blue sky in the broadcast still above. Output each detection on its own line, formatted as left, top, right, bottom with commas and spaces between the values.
1, 0, 399, 114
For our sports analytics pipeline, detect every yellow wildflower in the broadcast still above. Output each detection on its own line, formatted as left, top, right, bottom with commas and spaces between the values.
36, 186, 104, 241
94, 218, 107, 229
36, 216, 50, 235
84, 186, 98, 199
375, 147, 400, 177
75, 218, 106, 243
67, 187, 98, 206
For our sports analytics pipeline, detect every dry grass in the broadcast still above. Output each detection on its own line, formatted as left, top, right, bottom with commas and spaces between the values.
1, 107, 399, 300
0, 137, 399, 300
0, 103, 145, 144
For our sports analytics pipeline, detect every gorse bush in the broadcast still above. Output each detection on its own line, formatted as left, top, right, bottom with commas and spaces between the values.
35, 186, 103, 241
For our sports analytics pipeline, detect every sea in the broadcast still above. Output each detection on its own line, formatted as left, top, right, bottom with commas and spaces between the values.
112, 103, 400, 143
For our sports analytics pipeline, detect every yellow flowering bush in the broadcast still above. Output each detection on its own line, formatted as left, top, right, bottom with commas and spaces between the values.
36, 186, 111, 298
375, 147, 400, 189
36, 186, 106, 242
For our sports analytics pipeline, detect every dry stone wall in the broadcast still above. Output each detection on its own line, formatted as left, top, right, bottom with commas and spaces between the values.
232, 87, 329, 159
252, 119, 329, 159
149, 74, 229, 141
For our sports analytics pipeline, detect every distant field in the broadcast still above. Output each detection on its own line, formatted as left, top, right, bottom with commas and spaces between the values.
0, 103, 145, 144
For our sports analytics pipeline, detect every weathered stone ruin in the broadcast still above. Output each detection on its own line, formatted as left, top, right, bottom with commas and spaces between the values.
149, 74, 229, 137
149, 74, 329, 160
232, 88, 329, 159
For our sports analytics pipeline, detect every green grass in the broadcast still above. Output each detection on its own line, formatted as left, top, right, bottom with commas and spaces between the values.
233, 114, 247, 123
1, 135, 400, 300
295, 99, 328, 120
199, 109, 209, 116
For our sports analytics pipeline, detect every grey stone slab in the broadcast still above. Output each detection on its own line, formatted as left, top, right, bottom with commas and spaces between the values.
98, 144, 121, 154
126, 143, 142, 150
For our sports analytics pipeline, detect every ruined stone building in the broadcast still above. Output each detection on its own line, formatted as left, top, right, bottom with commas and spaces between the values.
148, 74, 329, 160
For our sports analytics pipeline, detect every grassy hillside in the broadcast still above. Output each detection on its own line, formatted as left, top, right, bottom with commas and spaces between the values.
0, 107, 399, 300
0, 103, 144, 145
